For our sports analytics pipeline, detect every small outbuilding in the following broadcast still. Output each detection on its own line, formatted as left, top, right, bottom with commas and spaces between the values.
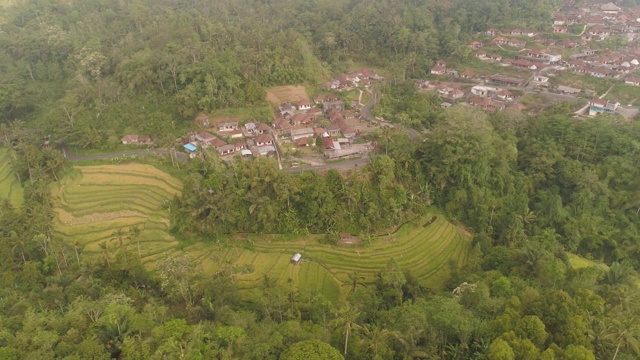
291, 253, 302, 264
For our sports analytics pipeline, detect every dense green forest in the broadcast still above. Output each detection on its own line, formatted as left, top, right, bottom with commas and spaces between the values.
0, 0, 560, 144
3, 0, 640, 359
3, 105, 640, 359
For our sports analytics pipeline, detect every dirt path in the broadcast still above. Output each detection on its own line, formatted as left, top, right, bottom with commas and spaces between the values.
599, 84, 615, 99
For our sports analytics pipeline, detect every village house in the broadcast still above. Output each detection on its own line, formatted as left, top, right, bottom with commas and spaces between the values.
601, 2, 621, 14
469, 97, 506, 112
471, 85, 499, 97
272, 117, 292, 133
195, 131, 216, 144
460, 70, 475, 79
490, 54, 503, 62
227, 129, 244, 139
557, 85, 582, 95
279, 103, 295, 118
218, 122, 239, 132
244, 122, 257, 135
475, 51, 488, 59
625, 76, 640, 86
430, 65, 446, 75
121, 135, 139, 145
208, 137, 227, 149
589, 98, 619, 115
255, 134, 274, 146
470, 41, 483, 49
496, 90, 515, 101
233, 140, 246, 151
323, 100, 345, 113
313, 94, 325, 104
290, 128, 315, 141
296, 101, 312, 111
553, 27, 569, 33
486, 28, 498, 36
256, 123, 271, 134
489, 74, 526, 87
554, 15, 567, 26
325, 123, 341, 137
533, 74, 549, 83
218, 144, 235, 156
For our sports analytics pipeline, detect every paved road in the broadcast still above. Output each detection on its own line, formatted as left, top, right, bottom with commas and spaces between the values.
60, 144, 189, 162
361, 91, 377, 120
284, 157, 370, 173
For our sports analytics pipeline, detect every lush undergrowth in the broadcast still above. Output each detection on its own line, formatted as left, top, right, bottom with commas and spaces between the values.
0, 148, 23, 206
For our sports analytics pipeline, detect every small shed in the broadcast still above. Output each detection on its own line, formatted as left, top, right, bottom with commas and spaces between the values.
291, 253, 302, 264
339, 233, 360, 245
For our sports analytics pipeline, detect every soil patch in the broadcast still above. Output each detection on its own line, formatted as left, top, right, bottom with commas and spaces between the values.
266, 85, 309, 105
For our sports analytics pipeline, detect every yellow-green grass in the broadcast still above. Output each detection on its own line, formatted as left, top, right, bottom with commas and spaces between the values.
0, 148, 24, 207
51, 164, 182, 263
566, 253, 609, 271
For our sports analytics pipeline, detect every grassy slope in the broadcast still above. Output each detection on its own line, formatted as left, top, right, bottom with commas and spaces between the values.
52, 165, 471, 301
0, 148, 24, 207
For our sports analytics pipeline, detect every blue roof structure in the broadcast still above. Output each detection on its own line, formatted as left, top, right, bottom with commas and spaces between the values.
184, 143, 197, 152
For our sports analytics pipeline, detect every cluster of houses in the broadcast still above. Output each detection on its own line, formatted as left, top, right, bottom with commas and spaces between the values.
323, 68, 383, 91
552, 2, 640, 40
565, 47, 640, 81
272, 95, 365, 158
416, 79, 527, 113
183, 112, 276, 158
184, 90, 367, 160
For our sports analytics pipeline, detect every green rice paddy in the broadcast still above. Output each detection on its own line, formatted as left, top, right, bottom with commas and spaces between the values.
0, 148, 24, 206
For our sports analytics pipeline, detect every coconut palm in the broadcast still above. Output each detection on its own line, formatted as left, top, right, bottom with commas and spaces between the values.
111, 228, 126, 248
98, 241, 112, 267
127, 225, 143, 259
330, 304, 362, 355
341, 271, 367, 297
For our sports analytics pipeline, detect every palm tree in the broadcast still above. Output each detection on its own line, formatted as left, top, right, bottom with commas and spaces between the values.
341, 271, 367, 297
380, 126, 395, 156
73, 241, 81, 267
360, 324, 397, 359
127, 225, 143, 259
98, 241, 112, 267
111, 228, 126, 248
330, 304, 362, 355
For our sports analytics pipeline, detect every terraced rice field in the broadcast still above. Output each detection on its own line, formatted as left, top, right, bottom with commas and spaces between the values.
52, 164, 471, 300
0, 148, 24, 206
198, 216, 471, 300
51, 164, 182, 264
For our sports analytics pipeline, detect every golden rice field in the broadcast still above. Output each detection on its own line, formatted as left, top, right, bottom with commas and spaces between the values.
0, 148, 23, 206
51, 164, 183, 264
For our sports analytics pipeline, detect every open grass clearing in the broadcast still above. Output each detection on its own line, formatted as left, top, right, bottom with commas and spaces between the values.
566, 253, 608, 271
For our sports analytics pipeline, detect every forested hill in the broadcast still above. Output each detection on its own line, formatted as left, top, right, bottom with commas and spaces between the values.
0, 0, 559, 145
